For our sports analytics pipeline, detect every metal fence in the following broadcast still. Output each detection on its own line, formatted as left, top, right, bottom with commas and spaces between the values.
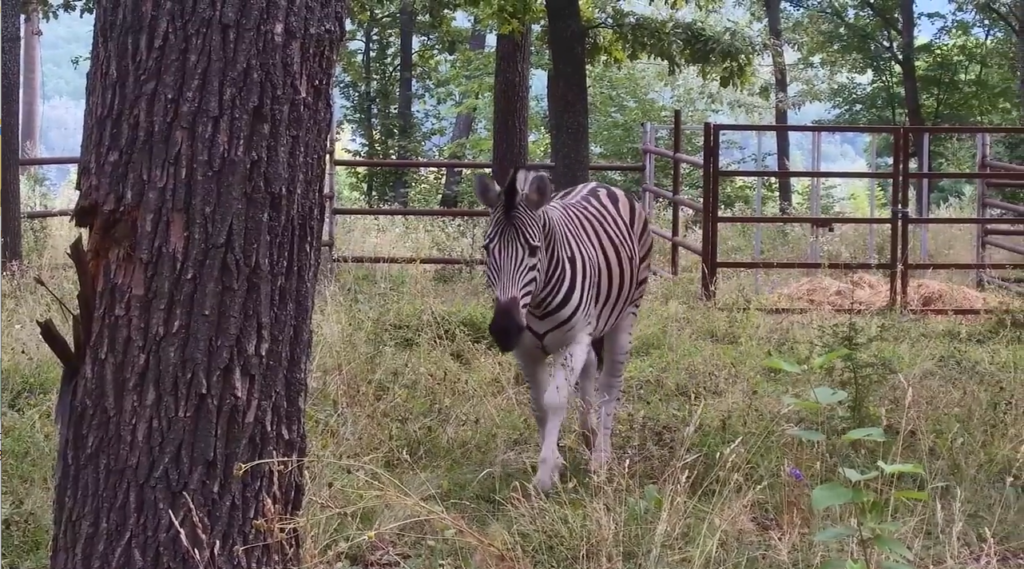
690, 124, 1024, 314
16, 117, 1024, 314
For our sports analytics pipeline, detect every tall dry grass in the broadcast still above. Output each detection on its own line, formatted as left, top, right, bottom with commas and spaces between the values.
2, 200, 1023, 569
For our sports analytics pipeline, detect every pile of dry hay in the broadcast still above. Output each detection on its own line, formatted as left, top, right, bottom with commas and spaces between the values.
769, 273, 990, 310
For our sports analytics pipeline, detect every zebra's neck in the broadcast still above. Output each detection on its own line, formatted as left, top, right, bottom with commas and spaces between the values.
531, 207, 573, 312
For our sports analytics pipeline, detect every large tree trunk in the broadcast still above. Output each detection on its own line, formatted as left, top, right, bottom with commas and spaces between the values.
764, 0, 793, 214
439, 26, 487, 209
20, 6, 42, 165
544, 0, 590, 191
392, 0, 415, 207
1, 0, 22, 268
898, 0, 927, 216
42, 0, 347, 567
492, 26, 532, 186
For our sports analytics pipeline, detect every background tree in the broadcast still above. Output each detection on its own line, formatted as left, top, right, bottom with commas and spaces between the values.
21, 4, 43, 165
37, 1, 347, 568
1, 0, 23, 268
492, 23, 533, 184
763, 0, 794, 213
439, 24, 488, 208
545, 0, 590, 190
392, 0, 416, 206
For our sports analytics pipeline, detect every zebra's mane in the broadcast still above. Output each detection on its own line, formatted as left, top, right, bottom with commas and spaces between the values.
501, 167, 543, 221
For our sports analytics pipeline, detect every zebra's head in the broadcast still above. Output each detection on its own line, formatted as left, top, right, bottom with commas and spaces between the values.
473, 168, 555, 353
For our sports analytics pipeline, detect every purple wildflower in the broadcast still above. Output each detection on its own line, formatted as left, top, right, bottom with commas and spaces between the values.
788, 466, 805, 482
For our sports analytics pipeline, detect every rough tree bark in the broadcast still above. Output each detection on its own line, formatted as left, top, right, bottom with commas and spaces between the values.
545, 0, 590, 191
1, 0, 23, 268
439, 26, 487, 209
763, 0, 793, 214
21, 6, 42, 165
492, 25, 532, 186
392, 0, 415, 206
37, 0, 347, 567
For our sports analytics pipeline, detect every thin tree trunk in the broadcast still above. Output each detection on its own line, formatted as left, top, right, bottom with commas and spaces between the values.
545, 0, 590, 191
20, 6, 42, 166
1, 0, 23, 268
764, 0, 793, 214
440, 26, 487, 208
392, 0, 415, 206
41, 0, 347, 567
492, 25, 532, 186
362, 21, 378, 205
898, 0, 927, 216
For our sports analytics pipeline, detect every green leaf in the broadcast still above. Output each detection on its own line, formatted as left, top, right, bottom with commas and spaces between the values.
810, 348, 852, 370
846, 560, 869, 569
873, 535, 915, 561
842, 427, 887, 441
764, 356, 803, 373
893, 490, 929, 502
811, 482, 855, 511
841, 467, 880, 483
821, 559, 849, 569
869, 521, 903, 532
851, 488, 877, 503
813, 525, 858, 542
810, 386, 848, 405
786, 428, 826, 441
643, 484, 664, 509
781, 396, 822, 411
876, 461, 925, 475
880, 561, 916, 569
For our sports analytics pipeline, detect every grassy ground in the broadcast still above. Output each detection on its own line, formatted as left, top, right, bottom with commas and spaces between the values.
3, 207, 1023, 569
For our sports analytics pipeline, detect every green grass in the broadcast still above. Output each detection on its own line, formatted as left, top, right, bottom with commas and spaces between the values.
3, 211, 1023, 569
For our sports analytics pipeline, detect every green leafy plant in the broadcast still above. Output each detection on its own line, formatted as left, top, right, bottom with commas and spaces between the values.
766, 350, 928, 569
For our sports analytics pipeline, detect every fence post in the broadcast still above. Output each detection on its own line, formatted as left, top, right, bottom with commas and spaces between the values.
671, 110, 682, 276
641, 122, 653, 215
975, 133, 990, 290
754, 130, 764, 294
887, 129, 902, 309
898, 128, 912, 310
325, 104, 337, 257
920, 132, 930, 263
700, 121, 715, 300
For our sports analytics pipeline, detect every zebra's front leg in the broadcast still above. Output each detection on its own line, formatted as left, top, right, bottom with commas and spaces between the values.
592, 312, 638, 473
522, 336, 591, 493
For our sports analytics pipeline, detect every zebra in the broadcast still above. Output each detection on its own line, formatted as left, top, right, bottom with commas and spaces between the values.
473, 167, 653, 492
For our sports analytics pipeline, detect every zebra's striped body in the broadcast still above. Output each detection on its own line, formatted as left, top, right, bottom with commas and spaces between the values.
474, 168, 652, 492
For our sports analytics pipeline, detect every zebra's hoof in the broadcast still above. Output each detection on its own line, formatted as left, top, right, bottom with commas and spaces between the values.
532, 471, 557, 494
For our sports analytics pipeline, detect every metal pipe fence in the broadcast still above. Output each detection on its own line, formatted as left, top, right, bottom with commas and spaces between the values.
16, 120, 1024, 314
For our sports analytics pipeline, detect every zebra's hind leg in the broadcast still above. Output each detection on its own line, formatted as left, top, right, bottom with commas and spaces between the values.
591, 311, 639, 474
524, 335, 592, 493
577, 341, 600, 454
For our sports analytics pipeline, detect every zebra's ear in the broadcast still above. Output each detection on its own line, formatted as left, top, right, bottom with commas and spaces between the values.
523, 172, 554, 212
473, 173, 501, 209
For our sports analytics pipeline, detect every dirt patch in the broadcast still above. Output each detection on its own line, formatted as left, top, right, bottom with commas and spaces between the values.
768, 273, 992, 310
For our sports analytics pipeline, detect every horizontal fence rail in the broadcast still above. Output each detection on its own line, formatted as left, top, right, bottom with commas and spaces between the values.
17, 155, 643, 268
15, 121, 1024, 314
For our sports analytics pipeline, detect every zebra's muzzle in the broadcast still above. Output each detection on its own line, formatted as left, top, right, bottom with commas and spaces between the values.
489, 298, 525, 353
